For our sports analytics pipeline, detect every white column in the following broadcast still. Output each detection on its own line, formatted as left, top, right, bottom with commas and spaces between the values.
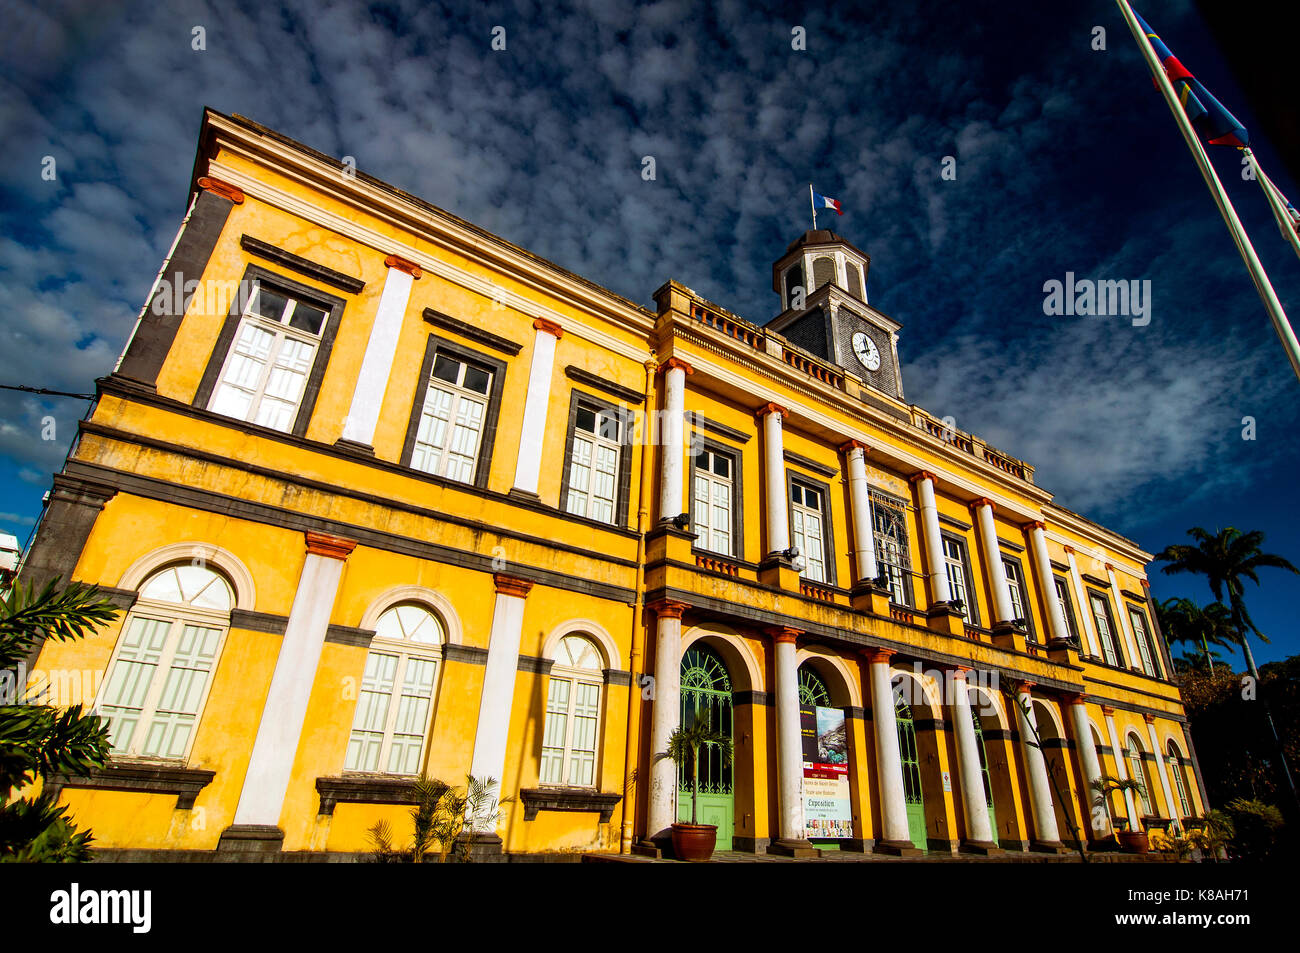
972, 499, 1014, 625
1067, 695, 1109, 837
759, 404, 789, 556
841, 441, 878, 583
950, 669, 994, 845
866, 649, 912, 845
466, 574, 533, 831
658, 358, 691, 522
511, 319, 563, 496
646, 601, 686, 840
1026, 521, 1070, 643
772, 629, 807, 843
1013, 684, 1061, 845
1064, 547, 1101, 657
233, 532, 355, 827
341, 257, 418, 447
1106, 564, 1139, 669
1104, 707, 1141, 829
1145, 715, 1176, 820
912, 471, 952, 605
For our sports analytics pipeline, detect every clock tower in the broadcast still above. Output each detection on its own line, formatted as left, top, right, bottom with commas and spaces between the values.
766, 230, 904, 400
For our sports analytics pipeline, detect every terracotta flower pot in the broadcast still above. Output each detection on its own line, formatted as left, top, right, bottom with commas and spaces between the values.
670, 822, 718, 862
1118, 830, 1150, 854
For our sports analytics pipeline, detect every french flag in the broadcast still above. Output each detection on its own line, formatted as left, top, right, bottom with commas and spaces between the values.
812, 189, 842, 215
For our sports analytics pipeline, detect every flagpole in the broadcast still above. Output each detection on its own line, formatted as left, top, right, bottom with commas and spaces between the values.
1116, 0, 1300, 383
1243, 149, 1300, 263
809, 184, 817, 230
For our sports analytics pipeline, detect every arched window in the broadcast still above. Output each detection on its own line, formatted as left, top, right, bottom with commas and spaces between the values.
345, 603, 444, 775
540, 635, 604, 787
1167, 740, 1191, 817
798, 665, 831, 706
846, 263, 864, 300
1126, 735, 1154, 816
812, 256, 836, 290
97, 564, 234, 760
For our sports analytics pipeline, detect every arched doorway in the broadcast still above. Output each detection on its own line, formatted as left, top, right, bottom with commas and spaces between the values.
969, 706, 998, 845
678, 646, 734, 849
895, 697, 927, 848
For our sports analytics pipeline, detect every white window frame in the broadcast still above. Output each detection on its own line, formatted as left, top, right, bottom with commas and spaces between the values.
1127, 605, 1159, 678
870, 489, 913, 606
207, 282, 328, 433
410, 354, 493, 484
94, 566, 233, 762
941, 535, 976, 623
692, 447, 735, 557
790, 481, 827, 583
1167, 741, 1191, 818
1089, 590, 1122, 666
1126, 736, 1154, 816
1053, 576, 1081, 648
565, 404, 623, 525
539, 636, 604, 788
344, 604, 445, 776
1001, 556, 1035, 642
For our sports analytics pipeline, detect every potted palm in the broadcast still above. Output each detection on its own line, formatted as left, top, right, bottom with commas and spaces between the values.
665, 710, 732, 862
1090, 775, 1149, 853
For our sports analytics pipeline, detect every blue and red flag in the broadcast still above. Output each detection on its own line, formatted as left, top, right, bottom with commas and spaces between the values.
812, 189, 843, 215
1135, 10, 1249, 147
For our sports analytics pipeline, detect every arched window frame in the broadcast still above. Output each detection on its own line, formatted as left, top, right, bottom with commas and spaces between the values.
1125, 734, 1154, 816
94, 563, 235, 762
539, 634, 605, 789
1166, 739, 1192, 818
344, 603, 446, 776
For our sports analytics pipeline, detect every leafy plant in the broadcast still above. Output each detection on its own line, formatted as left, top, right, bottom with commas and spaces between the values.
366, 773, 512, 863
1185, 809, 1234, 862
1089, 774, 1146, 835
664, 710, 732, 825
0, 578, 118, 862
1223, 798, 1284, 861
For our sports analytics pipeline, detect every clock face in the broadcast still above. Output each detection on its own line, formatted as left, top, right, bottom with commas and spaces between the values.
851, 331, 881, 371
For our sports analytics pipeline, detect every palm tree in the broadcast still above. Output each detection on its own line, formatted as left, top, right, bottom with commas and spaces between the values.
665, 710, 732, 825
1156, 526, 1300, 808
1154, 597, 1234, 673
1154, 527, 1299, 682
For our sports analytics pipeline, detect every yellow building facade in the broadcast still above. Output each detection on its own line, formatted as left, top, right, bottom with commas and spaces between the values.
18, 110, 1206, 859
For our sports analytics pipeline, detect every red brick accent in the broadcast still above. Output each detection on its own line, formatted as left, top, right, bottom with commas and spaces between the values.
197, 176, 245, 204
383, 254, 423, 279
305, 531, 357, 560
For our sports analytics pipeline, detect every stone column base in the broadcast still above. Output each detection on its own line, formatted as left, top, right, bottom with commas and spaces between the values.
757, 554, 800, 590
873, 839, 922, 857
850, 583, 893, 616
958, 840, 1004, 856
216, 824, 284, 854
766, 838, 820, 859
990, 622, 1027, 652
1029, 840, 1072, 854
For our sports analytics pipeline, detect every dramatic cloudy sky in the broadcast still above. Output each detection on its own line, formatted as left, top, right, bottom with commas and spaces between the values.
2, 0, 1298, 663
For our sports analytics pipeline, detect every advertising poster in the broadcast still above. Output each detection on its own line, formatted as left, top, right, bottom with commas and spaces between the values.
800, 704, 852, 839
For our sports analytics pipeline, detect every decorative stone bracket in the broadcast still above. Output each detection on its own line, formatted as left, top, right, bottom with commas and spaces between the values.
46, 762, 215, 810
315, 775, 418, 816
518, 788, 622, 823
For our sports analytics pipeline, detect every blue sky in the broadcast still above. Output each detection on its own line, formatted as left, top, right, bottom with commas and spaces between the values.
1, 0, 1297, 665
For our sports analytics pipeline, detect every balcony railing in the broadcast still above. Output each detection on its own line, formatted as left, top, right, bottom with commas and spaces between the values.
800, 580, 836, 603
688, 298, 1035, 486
694, 553, 742, 577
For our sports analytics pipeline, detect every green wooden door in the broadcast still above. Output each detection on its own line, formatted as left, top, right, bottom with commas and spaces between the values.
971, 708, 998, 844
896, 698, 927, 849
678, 647, 734, 849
